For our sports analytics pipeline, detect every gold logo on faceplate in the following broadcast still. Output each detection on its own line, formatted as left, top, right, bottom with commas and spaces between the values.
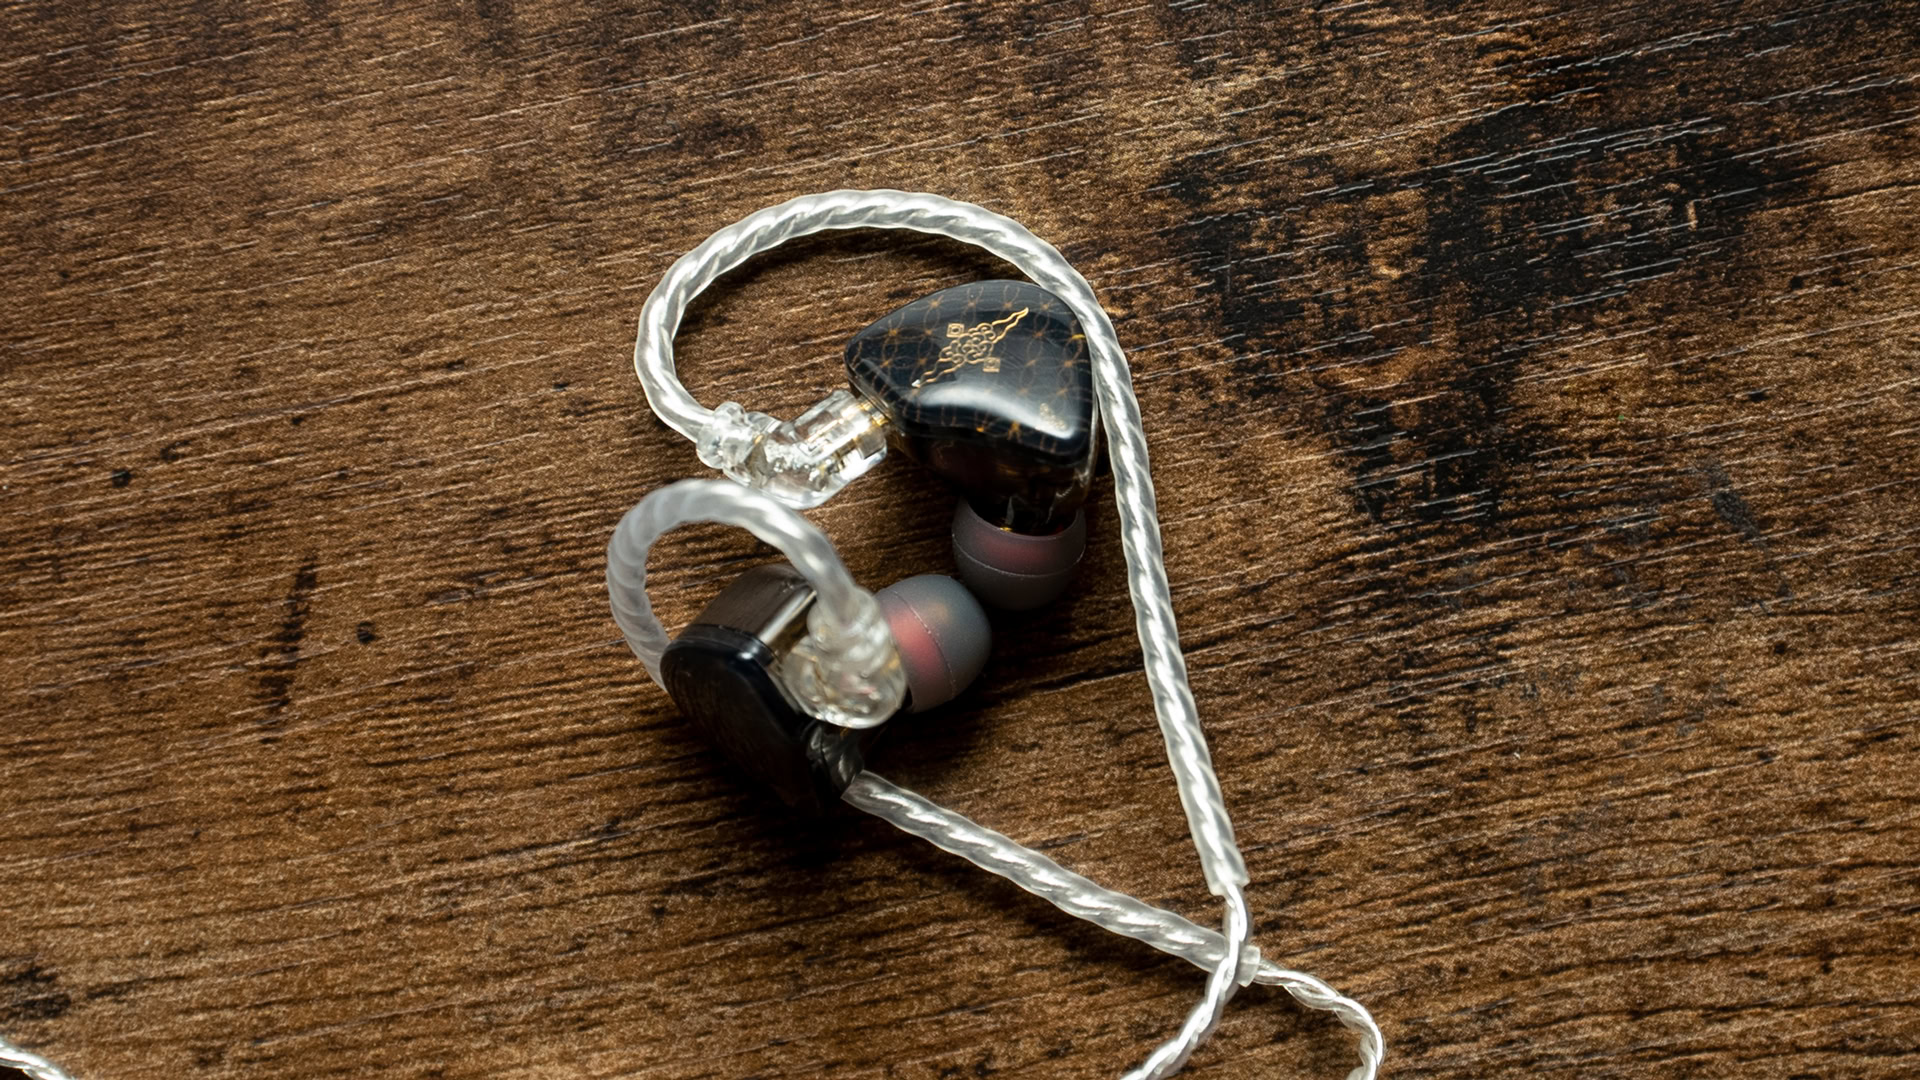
912, 307, 1030, 388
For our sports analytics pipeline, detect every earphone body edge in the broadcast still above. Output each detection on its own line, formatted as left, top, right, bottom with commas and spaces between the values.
843, 278, 1099, 609
661, 562, 990, 814
660, 563, 862, 814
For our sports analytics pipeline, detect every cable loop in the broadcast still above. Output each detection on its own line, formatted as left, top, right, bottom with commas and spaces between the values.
625, 190, 1382, 1080
606, 477, 907, 729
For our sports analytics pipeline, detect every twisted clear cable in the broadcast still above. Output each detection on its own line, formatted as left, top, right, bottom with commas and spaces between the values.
633, 189, 1244, 894
0, 1036, 74, 1080
626, 190, 1382, 1079
607, 478, 860, 685
844, 773, 1384, 1080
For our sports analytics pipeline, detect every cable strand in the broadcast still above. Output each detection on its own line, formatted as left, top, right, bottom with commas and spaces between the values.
0, 1036, 75, 1080
844, 772, 1383, 1080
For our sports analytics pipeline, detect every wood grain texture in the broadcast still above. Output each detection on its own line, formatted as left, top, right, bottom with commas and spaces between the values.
3, 1, 1917, 1078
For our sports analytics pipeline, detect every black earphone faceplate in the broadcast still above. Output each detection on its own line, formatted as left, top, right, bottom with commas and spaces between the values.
846, 280, 1097, 533
660, 564, 871, 814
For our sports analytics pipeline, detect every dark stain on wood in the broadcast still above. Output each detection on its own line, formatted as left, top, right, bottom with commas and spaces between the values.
255, 560, 319, 721
1, 962, 71, 1026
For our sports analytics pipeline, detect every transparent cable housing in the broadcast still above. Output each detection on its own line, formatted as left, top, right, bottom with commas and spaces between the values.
694, 391, 890, 508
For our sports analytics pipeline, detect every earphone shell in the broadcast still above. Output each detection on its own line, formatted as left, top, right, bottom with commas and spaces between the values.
659, 564, 872, 813
845, 280, 1098, 534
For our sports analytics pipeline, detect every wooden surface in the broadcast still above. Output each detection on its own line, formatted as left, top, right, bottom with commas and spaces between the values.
3, 2, 1918, 1078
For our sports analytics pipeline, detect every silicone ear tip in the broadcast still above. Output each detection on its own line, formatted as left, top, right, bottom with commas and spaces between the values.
951, 500, 1086, 611
875, 575, 992, 712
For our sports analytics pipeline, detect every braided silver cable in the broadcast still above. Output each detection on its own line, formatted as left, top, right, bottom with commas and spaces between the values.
626, 190, 1378, 1079
632, 189, 1245, 894
607, 478, 863, 685
845, 773, 1384, 1080
0, 1035, 74, 1080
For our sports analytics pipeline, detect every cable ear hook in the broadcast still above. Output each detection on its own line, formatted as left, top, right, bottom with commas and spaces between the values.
618, 191, 1385, 1080
607, 477, 907, 730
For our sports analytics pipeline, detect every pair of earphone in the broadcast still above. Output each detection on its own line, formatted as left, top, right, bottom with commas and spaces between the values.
0, 193, 1384, 1080
607, 191, 1383, 1080
623, 274, 1098, 811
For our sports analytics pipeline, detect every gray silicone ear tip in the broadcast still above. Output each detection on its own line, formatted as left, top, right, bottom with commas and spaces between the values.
951, 500, 1087, 611
875, 575, 992, 712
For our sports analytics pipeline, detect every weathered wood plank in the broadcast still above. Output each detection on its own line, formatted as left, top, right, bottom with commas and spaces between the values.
3, 2, 1917, 1079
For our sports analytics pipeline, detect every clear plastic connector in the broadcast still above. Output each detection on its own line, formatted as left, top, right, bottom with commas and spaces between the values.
783, 588, 907, 730
695, 390, 888, 509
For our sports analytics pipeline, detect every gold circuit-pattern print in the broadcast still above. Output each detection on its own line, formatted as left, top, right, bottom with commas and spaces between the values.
911, 307, 1031, 388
